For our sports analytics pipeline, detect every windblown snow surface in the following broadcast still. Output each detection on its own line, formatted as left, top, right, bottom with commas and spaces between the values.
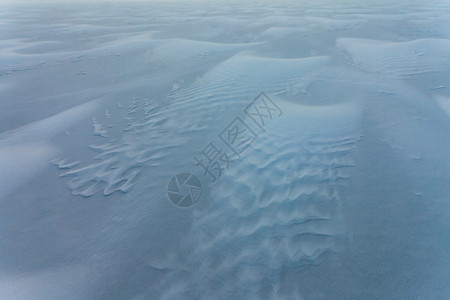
1, 0, 450, 299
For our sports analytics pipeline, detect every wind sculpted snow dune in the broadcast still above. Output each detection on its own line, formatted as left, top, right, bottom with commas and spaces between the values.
52, 54, 331, 198
151, 100, 362, 299
0, 100, 101, 200
1, 1, 450, 299
337, 38, 450, 78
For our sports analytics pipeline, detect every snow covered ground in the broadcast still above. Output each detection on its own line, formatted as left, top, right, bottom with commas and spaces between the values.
1, 0, 449, 299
